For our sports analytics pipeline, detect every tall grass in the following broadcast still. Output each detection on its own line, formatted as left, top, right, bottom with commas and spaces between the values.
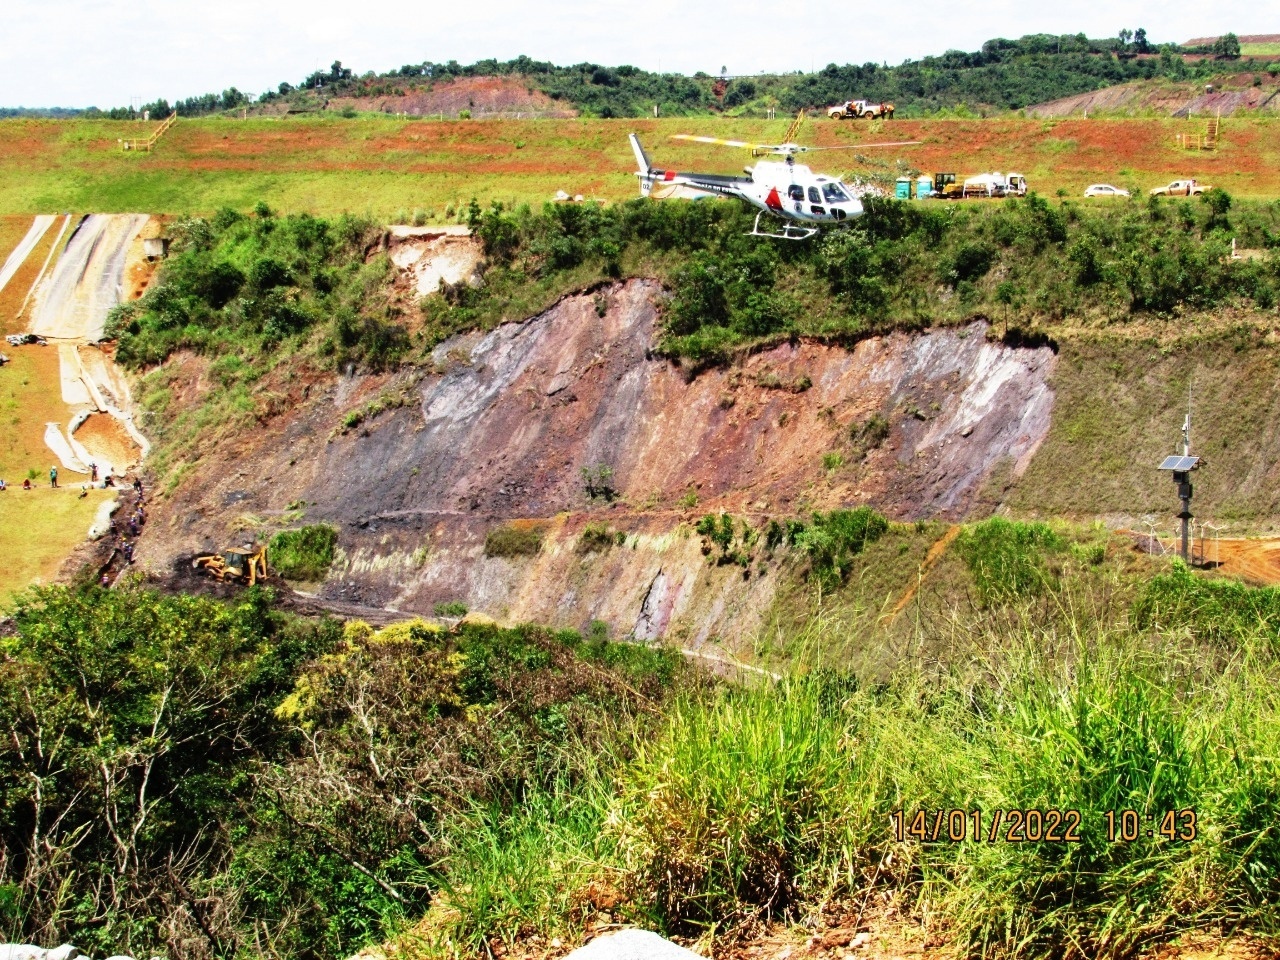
283, 537, 1280, 960
269, 523, 338, 580
608, 625, 1280, 956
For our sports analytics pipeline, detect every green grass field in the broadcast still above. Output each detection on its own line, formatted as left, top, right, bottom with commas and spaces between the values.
0, 486, 113, 601
2, 114, 1279, 218
1241, 43, 1280, 55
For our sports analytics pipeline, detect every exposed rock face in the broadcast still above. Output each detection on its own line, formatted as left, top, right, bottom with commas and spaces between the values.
143, 279, 1056, 644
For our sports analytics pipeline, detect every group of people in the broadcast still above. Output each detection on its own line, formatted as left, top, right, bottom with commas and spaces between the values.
0, 462, 113, 492
99, 478, 146, 588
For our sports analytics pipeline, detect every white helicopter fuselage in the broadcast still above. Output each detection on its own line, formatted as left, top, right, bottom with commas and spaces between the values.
628, 134, 864, 237
747, 160, 865, 223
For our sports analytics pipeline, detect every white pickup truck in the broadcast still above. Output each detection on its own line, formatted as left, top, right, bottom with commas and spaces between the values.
827, 99, 895, 120
1150, 179, 1211, 196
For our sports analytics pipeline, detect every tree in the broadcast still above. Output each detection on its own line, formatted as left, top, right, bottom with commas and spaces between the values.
1133, 28, 1150, 53
1212, 33, 1241, 59
1118, 28, 1134, 48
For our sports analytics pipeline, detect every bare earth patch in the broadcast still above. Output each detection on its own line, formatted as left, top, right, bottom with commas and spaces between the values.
331, 76, 576, 118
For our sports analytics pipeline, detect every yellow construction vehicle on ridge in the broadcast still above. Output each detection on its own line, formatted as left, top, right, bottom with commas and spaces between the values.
193, 544, 269, 586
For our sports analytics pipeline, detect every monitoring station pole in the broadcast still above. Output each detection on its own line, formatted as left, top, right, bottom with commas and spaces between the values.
1157, 412, 1200, 563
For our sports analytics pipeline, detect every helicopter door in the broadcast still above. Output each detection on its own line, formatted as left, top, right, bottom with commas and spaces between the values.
807, 186, 825, 216
788, 184, 804, 212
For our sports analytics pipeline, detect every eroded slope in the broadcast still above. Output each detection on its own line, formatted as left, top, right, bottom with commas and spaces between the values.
140, 279, 1055, 642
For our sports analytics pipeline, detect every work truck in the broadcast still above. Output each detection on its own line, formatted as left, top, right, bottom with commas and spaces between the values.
827, 99, 895, 120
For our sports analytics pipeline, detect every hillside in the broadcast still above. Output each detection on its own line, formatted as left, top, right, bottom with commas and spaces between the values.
5, 77, 1280, 960
1, 197, 1276, 960
1028, 71, 1280, 117
93, 32, 1215, 121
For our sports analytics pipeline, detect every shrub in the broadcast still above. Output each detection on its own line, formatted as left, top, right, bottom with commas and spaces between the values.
1132, 562, 1280, 642
434, 600, 469, 617
269, 524, 339, 581
794, 507, 889, 590
850, 413, 890, 457
581, 464, 617, 501
484, 524, 544, 558
695, 513, 736, 552
955, 516, 1062, 603
576, 522, 626, 553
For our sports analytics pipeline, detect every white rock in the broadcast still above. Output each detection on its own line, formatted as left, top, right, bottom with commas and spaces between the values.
563, 930, 703, 960
0, 945, 83, 960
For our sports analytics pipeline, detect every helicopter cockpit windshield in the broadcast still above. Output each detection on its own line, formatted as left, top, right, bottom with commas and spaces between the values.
821, 182, 851, 204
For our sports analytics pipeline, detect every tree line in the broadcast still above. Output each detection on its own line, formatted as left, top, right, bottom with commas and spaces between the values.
69, 28, 1262, 121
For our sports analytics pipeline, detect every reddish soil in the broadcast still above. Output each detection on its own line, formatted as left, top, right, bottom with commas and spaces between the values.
74, 412, 140, 473
1130, 533, 1280, 586
482, 904, 1272, 960
1185, 34, 1280, 46
330, 76, 576, 118
1030, 76, 1280, 119
1202, 537, 1280, 585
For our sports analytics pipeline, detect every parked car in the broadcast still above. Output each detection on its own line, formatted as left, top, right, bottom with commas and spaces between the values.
1150, 179, 1211, 197
1084, 184, 1130, 198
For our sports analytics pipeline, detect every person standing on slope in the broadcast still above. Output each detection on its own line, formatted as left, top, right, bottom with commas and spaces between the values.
50, 465, 58, 488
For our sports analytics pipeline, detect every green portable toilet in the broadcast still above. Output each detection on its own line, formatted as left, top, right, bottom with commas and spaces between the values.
895, 177, 913, 200
915, 175, 934, 199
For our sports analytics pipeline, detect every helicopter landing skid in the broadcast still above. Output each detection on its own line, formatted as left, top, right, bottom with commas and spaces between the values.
749, 211, 818, 241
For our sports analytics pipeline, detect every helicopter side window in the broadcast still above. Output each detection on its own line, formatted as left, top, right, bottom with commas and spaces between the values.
807, 186, 821, 203
822, 182, 850, 203
788, 184, 804, 201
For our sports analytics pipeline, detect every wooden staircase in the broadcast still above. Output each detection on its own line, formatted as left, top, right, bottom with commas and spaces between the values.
121, 111, 177, 152
1180, 110, 1220, 151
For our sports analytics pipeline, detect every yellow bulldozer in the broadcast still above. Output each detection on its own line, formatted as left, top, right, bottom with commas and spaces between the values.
193, 544, 268, 585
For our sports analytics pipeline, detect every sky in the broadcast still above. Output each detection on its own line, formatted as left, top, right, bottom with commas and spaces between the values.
2, 0, 1275, 108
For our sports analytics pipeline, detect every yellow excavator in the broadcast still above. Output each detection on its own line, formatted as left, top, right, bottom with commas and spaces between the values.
193, 544, 268, 585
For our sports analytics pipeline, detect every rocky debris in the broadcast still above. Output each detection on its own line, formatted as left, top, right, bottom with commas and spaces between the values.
386, 232, 483, 299
563, 930, 704, 960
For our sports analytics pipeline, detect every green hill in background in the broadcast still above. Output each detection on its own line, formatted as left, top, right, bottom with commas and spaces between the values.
66, 29, 1273, 121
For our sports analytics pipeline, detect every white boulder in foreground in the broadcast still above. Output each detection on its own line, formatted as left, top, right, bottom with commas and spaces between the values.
564, 930, 703, 960
0, 947, 82, 960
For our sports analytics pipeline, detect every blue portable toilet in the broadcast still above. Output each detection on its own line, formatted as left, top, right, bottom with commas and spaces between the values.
915, 175, 934, 199
895, 177, 912, 200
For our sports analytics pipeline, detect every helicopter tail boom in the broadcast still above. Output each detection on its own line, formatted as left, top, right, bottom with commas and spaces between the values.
629, 133, 652, 176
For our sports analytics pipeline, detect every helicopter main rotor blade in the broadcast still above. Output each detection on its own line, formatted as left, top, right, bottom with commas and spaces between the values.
803, 140, 923, 151
671, 134, 764, 150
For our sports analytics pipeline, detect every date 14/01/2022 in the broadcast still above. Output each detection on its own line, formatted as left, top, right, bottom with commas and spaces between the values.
890, 808, 1198, 844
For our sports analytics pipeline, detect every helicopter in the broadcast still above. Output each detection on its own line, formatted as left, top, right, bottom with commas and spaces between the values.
628, 112, 919, 240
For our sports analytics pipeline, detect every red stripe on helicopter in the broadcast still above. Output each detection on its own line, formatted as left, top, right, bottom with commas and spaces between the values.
765, 187, 783, 210
663, 170, 676, 181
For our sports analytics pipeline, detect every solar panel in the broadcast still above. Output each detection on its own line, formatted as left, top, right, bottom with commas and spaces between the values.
1158, 455, 1200, 471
